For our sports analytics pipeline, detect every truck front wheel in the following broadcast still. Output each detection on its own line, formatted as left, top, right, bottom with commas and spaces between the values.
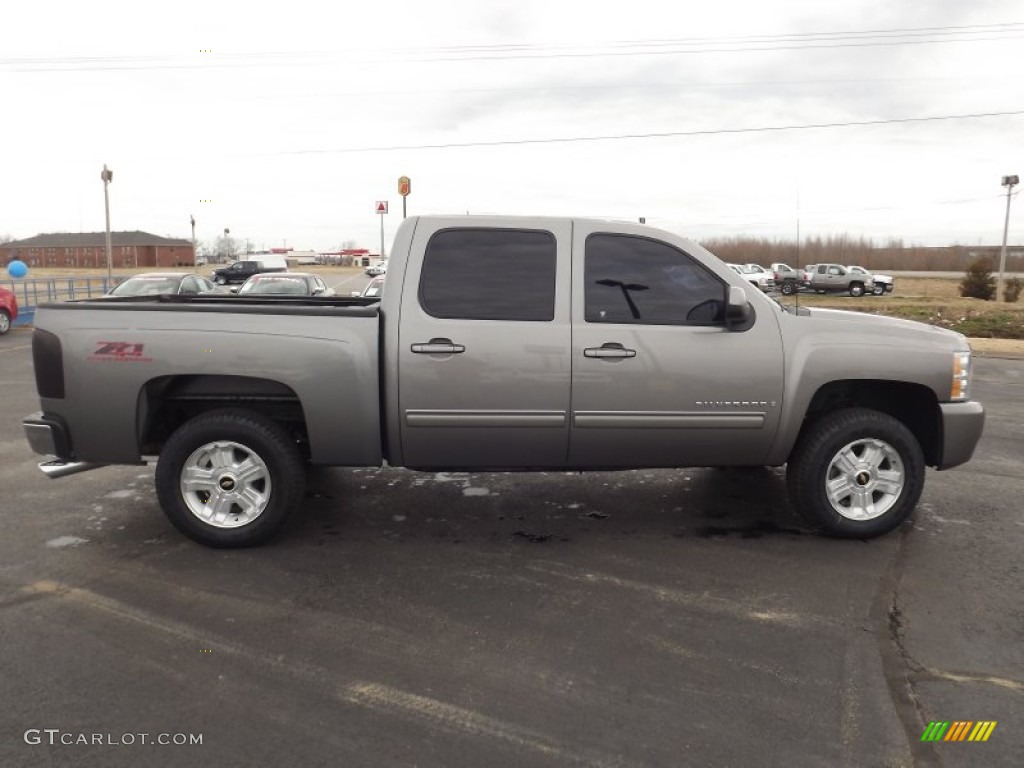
786, 408, 924, 538
155, 409, 305, 547
780, 281, 797, 296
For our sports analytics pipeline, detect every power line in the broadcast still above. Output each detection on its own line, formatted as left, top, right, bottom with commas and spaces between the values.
267, 109, 1024, 155
4, 22, 1023, 70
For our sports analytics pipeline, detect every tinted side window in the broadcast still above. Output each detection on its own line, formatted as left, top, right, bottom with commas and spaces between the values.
420, 228, 556, 321
585, 234, 725, 325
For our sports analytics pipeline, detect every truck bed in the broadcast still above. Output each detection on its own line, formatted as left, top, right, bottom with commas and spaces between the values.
31, 296, 384, 466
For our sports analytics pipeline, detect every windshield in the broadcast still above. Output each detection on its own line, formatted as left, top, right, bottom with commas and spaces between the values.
110, 277, 181, 296
238, 277, 309, 295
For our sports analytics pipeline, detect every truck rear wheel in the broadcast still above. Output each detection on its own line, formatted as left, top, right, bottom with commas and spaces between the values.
155, 409, 305, 547
0, 310, 10, 335
849, 283, 865, 297
786, 408, 924, 538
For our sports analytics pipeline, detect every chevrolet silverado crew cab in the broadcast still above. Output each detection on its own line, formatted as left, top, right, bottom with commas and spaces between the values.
807, 263, 874, 296
23, 216, 984, 547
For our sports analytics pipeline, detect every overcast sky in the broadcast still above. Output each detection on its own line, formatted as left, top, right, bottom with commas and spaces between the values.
4, 0, 1022, 253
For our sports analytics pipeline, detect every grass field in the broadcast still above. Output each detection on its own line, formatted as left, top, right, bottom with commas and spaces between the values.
783, 278, 1024, 340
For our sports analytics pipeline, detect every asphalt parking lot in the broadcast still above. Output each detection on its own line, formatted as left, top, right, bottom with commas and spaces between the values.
0, 327, 1021, 767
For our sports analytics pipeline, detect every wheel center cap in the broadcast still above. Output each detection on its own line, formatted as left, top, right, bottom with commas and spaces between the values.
219, 475, 236, 492
855, 471, 871, 486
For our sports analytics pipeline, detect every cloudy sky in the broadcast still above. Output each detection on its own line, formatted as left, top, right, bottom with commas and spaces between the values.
4, 0, 1022, 253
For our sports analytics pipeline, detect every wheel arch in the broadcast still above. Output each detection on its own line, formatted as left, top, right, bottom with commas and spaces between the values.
785, 379, 941, 467
137, 374, 309, 459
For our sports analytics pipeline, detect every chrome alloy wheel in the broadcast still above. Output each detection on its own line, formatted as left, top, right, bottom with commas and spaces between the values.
179, 440, 272, 528
825, 438, 904, 521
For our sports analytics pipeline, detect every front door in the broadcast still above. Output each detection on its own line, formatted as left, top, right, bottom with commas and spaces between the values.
398, 219, 572, 469
568, 224, 785, 468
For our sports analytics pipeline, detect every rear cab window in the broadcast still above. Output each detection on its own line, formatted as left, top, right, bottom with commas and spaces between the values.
419, 228, 557, 321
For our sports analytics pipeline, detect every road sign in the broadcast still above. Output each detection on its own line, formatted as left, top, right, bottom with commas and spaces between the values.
398, 176, 411, 197
375, 201, 388, 214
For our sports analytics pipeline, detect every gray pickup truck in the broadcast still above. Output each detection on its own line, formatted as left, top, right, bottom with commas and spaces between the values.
806, 263, 874, 296
23, 216, 984, 547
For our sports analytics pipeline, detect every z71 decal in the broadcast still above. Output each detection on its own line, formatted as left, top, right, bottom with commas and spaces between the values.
88, 341, 153, 363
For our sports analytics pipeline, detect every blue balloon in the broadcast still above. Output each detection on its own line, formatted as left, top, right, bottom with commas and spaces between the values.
7, 260, 28, 278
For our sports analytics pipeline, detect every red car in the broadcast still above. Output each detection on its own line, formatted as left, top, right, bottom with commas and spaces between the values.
0, 286, 18, 335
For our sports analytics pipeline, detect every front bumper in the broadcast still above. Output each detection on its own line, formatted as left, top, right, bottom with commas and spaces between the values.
937, 401, 985, 469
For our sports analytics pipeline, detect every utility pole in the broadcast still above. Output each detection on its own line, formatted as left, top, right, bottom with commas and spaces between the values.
998, 175, 1018, 301
101, 165, 113, 285
190, 214, 196, 271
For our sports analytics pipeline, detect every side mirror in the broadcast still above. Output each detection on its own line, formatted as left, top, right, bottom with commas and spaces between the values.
726, 286, 753, 329
229, 286, 240, 294
351, 290, 362, 297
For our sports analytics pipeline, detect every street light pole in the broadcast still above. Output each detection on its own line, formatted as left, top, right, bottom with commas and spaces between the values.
997, 175, 1018, 302
101, 165, 113, 284
190, 215, 197, 272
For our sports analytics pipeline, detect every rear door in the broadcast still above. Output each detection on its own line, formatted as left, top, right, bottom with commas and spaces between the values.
397, 219, 572, 469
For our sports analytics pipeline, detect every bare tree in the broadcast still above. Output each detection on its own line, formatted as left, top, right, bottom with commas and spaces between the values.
215, 234, 241, 261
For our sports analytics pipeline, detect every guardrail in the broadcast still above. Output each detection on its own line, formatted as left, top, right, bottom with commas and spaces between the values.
2, 276, 121, 328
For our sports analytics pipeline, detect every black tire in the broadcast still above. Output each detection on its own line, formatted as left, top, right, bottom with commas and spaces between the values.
215, 275, 227, 285
872, 284, 885, 295
780, 282, 797, 296
155, 409, 305, 547
0, 309, 10, 335
849, 282, 865, 297
786, 408, 924, 539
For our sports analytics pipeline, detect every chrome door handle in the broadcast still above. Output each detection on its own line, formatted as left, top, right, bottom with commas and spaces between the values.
584, 343, 636, 359
411, 338, 466, 354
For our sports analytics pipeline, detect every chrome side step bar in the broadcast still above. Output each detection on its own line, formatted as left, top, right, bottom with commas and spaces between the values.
39, 460, 108, 479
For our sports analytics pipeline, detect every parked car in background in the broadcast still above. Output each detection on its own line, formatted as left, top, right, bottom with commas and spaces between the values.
806, 263, 874, 296
365, 261, 388, 277
847, 265, 894, 295
353, 275, 385, 298
0, 286, 18, 334
728, 263, 775, 292
211, 256, 289, 285
107, 273, 216, 297
236, 272, 335, 296
770, 263, 802, 295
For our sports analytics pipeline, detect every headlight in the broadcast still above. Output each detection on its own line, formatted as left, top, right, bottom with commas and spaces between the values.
951, 351, 971, 401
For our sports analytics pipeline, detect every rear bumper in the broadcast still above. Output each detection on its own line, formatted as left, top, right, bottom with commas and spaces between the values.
24, 412, 71, 458
23, 411, 107, 479
937, 401, 985, 469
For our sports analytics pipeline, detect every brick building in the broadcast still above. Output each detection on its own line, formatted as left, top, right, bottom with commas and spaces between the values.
1, 231, 195, 269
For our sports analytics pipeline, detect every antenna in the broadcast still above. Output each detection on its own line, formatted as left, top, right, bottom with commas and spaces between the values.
795, 187, 801, 310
